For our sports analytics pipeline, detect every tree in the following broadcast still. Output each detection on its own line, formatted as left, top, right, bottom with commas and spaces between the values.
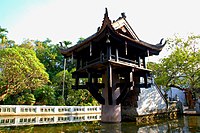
66, 89, 99, 106
34, 85, 56, 105
53, 69, 99, 106
16, 93, 36, 105
34, 39, 75, 81
148, 35, 200, 108
0, 47, 49, 101
0, 26, 8, 45
0, 26, 15, 48
3, 90, 36, 105
76, 37, 85, 44
53, 69, 75, 99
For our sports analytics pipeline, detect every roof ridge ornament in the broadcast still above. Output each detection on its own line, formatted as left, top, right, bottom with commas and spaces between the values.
156, 38, 167, 48
105, 8, 109, 18
103, 8, 112, 25
121, 12, 126, 18
97, 8, 114, 33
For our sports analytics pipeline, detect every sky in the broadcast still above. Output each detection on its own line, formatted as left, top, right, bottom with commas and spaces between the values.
1, 0, 200, 62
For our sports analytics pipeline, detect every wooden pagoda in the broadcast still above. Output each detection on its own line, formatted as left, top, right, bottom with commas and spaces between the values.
60, 8, 165, 122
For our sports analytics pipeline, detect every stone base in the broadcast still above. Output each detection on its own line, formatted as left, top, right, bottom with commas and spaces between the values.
121, 106, 138, 121
101, 105, 121, 122
121, 89, 139, 121
136, 112, 172, 125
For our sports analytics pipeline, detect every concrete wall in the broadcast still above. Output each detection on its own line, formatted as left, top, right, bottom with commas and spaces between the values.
137, 84, 167, 115
122, 83, 167, 120
167, 87, 186, 105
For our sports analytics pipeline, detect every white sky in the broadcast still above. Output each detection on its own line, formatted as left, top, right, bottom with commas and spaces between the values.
1, 0, 200, 62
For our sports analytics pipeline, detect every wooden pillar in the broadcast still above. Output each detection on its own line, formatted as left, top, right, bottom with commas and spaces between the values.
107, 45, 112, 60
101, 67, 121, 122
76, 57, 80, 69
100, 51, 104, 62
115, 48, 119, 62
138, 56, 141, 67
143, 56, 146, 68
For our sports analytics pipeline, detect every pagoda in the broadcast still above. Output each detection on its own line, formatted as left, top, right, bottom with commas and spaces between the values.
60, 8, 166, 122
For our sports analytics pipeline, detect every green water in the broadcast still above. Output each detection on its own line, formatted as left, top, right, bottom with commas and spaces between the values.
0, 116, 200, 133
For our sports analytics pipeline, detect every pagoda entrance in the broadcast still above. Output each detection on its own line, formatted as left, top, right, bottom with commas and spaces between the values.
60, 9, 165, 122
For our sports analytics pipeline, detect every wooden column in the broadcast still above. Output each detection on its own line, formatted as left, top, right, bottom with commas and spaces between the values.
143, 56, 146, 68
100, 51, 104, 62
87, 71, 105, 104
138, 56, 141, 67
107, 45, 112, 60
76, 57, 80, 70
115, 48, 119, 62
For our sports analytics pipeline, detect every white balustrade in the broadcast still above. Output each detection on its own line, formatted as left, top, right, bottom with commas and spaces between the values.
0, 105, 101, 116
0, 114, 101, 127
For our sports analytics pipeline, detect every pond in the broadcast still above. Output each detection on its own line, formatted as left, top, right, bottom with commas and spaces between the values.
0, 115, 199, 132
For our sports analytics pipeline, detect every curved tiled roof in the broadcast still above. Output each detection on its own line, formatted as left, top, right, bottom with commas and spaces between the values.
60, 8, 165, 57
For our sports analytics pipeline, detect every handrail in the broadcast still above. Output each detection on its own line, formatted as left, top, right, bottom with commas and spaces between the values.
153, 83, 168, 109
87, 57, 100, 65
84, 54, 138, 67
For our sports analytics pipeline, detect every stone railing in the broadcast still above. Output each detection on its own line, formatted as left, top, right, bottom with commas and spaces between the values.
0, 105, 101, 116
0, 114, 101, 127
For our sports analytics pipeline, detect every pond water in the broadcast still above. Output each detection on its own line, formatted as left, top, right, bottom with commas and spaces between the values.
0, 115, 199, 133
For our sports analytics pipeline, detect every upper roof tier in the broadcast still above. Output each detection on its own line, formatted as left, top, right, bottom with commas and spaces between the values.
60, 8, 165, 57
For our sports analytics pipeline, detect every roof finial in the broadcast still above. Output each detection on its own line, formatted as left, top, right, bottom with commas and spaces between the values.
98, 8, 113, 33
105, 8, 108, 18
102, 7, 111, 24
121, 12, 126, 18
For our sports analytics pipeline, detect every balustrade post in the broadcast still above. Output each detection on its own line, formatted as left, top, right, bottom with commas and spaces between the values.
36, 106, 41, 114
54, 106, 59, 113
15, 106, 20, 114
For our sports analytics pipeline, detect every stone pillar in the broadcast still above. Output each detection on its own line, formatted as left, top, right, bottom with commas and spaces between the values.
101, 69, 121, 122
196, 98, 200, 114
121, 72, 140, 121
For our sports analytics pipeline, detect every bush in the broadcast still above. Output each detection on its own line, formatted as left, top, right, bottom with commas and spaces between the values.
34, 85, 56, 105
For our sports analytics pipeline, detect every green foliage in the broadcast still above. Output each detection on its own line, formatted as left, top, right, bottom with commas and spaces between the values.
56, 96, 65, 106
53, 69, 75, 98
0, 26, 8, 46
3, 90, 36, 105
66, 89, 99, 106
0, 47, 49, 101
16, 93, 36, 105
35, 39, 64, 81
19, 39, 35, 49
0, 26, 15, 48
0, 27, 100, 105
53, 69, 99, 106
76, 37, 85, 44
34, 39, 75, 81
62, 40, 72, 48
34, 85, 56, 105
148, 35, 200, 94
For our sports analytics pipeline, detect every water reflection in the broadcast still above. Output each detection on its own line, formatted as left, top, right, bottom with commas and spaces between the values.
0, 116, 200, 132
